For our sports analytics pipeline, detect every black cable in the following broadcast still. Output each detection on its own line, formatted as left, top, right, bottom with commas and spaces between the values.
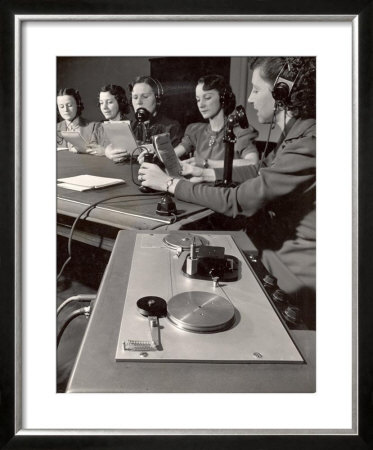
150, 211, 179, 230
57, 191, 161, 281
257, 106, 278, 172
130, 144, 151, 186
57, 306, 89, 348
170, 212, 178, 224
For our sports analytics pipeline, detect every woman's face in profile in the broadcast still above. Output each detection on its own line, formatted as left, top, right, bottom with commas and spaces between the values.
99, 91, 120, 120
57, 95, 78, 122
131, 83, 157, 115
247, 68, 275, 124
195, 83, 221, 120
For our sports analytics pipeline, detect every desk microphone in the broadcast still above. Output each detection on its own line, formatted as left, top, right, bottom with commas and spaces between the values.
135, 108, 154, 193
135, 107, 151, 123
134, 107, 151, 144
216, 105, 249, 187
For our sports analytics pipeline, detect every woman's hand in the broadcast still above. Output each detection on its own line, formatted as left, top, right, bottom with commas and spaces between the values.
138, 162, 176, 192
180, 162, 216, 184
180, 162, 203, 179
86, 144, 105, 156
137, 144, 155, 164
105, 144, 129, 163
182, 156, 197, 166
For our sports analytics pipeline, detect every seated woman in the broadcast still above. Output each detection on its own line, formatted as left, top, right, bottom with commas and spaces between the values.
105, 76, 183, 162
138, 57, 316, 328
173, 74, 259, 168
56, 88, 101, 154
99, 84, 131, 122
96, 84, 132, 161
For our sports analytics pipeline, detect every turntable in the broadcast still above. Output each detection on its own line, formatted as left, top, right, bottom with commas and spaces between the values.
115, 232, 304, 363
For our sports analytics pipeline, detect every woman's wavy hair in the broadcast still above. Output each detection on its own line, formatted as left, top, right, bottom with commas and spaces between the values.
57, 88, 84, 118
197, 74, 236, 116
98, 84, 130, 118
250, 57, 316, 120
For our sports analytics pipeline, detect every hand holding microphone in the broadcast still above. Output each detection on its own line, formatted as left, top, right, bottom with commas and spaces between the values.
137, 144, 156, 164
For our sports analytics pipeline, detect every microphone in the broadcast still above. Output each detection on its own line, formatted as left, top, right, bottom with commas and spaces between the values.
134, 108, 152, 145
135, 107, 151, 123
216, 105, 249, 187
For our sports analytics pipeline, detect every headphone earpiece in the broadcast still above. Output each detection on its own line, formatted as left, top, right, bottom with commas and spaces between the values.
272, 59, 302, 106
272, 81, 291, 103
149, 77, 164, 106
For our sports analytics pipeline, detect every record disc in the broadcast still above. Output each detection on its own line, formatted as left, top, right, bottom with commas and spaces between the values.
137, 296, 167, 317
167, 291, 235, 333
163, 232, 209, 251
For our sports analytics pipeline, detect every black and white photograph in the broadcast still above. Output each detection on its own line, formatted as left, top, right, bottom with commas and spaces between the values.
56, 55, 317, 394
4, 11, 370, 447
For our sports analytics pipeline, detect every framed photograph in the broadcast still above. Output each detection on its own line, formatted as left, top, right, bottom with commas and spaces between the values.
1, 2, 372, 449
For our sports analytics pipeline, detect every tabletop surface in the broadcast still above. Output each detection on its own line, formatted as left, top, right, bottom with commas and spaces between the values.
57, 151, 210, 229
66, 230, 316, 393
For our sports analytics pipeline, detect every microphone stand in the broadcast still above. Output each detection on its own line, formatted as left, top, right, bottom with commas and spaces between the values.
214, 105, 249, 188
135, 108, 156, 193
214, 116, 238, 188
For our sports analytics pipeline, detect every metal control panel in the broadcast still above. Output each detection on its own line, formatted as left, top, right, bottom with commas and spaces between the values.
115, 232, 304, 363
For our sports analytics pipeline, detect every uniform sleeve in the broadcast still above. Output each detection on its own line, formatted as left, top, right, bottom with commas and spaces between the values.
174, 135, 316, 218
234, 125, 259, 159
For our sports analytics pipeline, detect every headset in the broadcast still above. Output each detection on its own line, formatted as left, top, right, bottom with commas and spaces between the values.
148, 77, 164, 106
272, 58, 303, 107
129, 76, 164, 109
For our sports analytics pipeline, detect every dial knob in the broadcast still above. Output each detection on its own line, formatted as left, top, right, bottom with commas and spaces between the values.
272, 289, 288, 305
283, 305, 301, 324
263, 274, 277, 287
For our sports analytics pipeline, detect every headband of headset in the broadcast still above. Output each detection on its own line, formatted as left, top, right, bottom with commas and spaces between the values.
148, 77, 164, 101
129, 77, 164, 108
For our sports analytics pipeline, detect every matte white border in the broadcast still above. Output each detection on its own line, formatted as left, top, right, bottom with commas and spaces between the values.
17, 17, 356, 433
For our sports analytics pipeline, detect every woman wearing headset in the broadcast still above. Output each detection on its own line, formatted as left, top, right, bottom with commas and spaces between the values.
56, 88, 101, 153
173, 74, 259, 168
138, 57, 316, 327
105, 76, 183, 162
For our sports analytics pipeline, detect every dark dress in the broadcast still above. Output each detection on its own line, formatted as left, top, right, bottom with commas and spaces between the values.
131, 113, 183, 147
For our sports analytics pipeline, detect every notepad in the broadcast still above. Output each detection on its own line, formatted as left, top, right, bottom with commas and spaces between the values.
58, 175, 125, 191
103, 121, 138, 152
60, 131, 89, 152
152, 132, 182, 177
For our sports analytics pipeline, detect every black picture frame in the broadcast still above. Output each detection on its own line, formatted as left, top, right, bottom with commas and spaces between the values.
1, 1, 372, 449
